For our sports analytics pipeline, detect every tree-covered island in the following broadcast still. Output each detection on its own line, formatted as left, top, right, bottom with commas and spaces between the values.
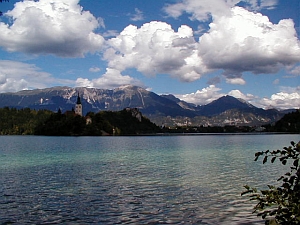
0, 107, 161, 136
0, 94, 299, 135
0, 106, 299, 136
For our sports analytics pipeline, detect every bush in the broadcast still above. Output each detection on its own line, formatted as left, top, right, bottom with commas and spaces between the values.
242, 141, 300, 225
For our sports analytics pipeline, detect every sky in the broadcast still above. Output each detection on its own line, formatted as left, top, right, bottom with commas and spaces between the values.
0, 0, 299, 109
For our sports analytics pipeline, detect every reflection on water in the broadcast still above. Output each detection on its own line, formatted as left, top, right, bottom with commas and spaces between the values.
0, 134, 298, 224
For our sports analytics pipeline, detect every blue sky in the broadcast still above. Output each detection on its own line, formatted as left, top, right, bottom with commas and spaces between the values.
0, 0, 299, 109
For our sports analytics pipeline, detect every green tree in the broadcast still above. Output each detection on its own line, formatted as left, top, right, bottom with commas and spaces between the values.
242, 141, 300, 225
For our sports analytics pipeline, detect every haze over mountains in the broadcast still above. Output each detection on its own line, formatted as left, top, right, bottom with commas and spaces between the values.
0, 85, 292, 127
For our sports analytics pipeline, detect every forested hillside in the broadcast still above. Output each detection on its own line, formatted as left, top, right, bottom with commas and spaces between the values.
263, 109, 300, 132
0, 107, 298, 135
0, 107, 52, 135
0, 107, 160, 136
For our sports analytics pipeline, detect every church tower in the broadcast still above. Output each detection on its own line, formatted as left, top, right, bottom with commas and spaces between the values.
75, 93, 83, 116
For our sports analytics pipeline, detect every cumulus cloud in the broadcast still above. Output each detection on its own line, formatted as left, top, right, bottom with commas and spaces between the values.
0, 72, 28, 93
0, 60, 74, 92
164, 0, 233, 21
258, 88, 300, 109
227, 89, 255, 101
177, 85, 300, 109
76, 68, 143, 89
177, 86, 258, 106
104, 21, 207, 82
102, 30, 119, 38
199, 7, 300, 77
163, 0, 299, 83
102, 4, 300, 85
175, 85, 223, 105
0, 0, 104, 57
225, 77, 246, 85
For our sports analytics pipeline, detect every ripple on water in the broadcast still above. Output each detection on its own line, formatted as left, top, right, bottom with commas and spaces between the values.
1, 135, 297, 224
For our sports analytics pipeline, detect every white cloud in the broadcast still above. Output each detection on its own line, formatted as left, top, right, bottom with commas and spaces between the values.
104, 21, 207, 82
288, 65, 300, 76
175, 85, 223, 105
0, 72, 28, 93
75, 78, 93, 88
0, 60, 74, 92
164, 0, 233, 21
163, 0, 299, 82
176, 85, 300, 109
225, 88, 299, 110
227, 89, 255, 101
244, 0, 278, 10
102, 5, 300, 85
225, 77, 246, 85
130, 8, 144, 21
258, 88, 300, 109
175, 85, 255, 107
76, 68, 143, 89
199, 7, 300, 77
164, 0, 278, 21
0, 0, 104, 57
89, 67, 101, 73
102, 30, 119, 38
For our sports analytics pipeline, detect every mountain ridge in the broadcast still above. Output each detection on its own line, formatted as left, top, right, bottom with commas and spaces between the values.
0, 86, 291, 126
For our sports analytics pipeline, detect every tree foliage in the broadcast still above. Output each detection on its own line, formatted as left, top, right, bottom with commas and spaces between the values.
242, 141, 300, 224
34, 112, 86, 136
0, 107, 160, 136
82, 109, 160, 135
263, 110, 300, 133
0, 107, 52, 135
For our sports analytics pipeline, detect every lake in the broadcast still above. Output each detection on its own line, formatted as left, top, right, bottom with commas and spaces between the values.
0, 134, 299, 224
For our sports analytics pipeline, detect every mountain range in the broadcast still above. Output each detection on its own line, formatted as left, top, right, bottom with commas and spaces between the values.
0, 85, 293, 127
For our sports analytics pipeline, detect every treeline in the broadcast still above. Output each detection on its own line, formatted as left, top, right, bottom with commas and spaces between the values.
163, 109, 300, 134
263, 109, 300, 132
0, 107, 299, 135
0, 107, 52, 135
0, 107, 160, 136
162, 125, 254, 133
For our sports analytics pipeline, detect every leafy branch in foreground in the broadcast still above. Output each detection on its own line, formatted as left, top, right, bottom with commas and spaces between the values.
242, 141, 300, 225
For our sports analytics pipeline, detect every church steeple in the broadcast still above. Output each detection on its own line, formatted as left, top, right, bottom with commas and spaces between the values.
76, 92, 81, 104
75, 92, 82, 116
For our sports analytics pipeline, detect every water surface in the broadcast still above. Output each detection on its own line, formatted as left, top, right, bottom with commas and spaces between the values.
0, 134, 298, 224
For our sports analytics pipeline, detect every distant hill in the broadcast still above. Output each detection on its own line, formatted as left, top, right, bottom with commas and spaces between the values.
263, 109, 300, 133
195, 95, 255, 116
0, 85, 292, 127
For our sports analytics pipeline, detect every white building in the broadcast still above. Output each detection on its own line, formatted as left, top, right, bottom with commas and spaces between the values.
75, 93, 82, 116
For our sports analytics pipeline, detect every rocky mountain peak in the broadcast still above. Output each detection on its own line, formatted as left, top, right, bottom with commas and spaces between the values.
0, 86, 287, 126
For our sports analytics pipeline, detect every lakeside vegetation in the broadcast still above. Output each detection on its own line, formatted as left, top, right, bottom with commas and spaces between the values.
0, 107, 299, 135
242, 141, 300, 224
0, 107, 160, 135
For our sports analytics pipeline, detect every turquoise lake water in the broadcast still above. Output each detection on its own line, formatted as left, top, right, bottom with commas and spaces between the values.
0, 134, 299, 224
